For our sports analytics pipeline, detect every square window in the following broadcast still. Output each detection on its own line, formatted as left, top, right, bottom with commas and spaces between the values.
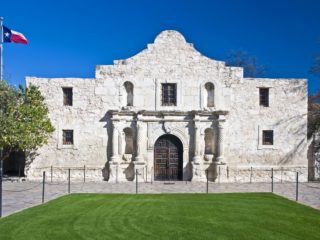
162, 83, 176, 106
63, 130, 74, 145
262, 130, 273, 145
63, 88, 73, 106
259, 88, 269, 107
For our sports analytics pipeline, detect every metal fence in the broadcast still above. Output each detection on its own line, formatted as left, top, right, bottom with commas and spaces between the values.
1, 166, 319, 217
17, 165, 319, 182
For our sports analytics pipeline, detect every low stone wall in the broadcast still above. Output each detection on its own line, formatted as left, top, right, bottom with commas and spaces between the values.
218, 166, 308, 183
26, 166, 106, 182
25, 165, 308, 183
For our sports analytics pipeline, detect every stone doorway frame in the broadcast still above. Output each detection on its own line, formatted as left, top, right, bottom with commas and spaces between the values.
147, 121, 190, 181
154, 134, 184, 181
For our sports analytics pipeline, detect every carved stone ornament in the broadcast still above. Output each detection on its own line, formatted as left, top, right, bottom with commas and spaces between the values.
122, 154, 133, 162
204, 154, 214, 162
163, 122, 172, 134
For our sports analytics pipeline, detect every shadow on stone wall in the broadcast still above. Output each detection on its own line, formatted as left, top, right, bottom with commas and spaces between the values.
24, 150, 38, 177
274, 113, 307, 165
186, 121, 194, 181
307, 140, 315, 180
124, 162, 135, 181
183, 162, 192, 181
279, 138, 305, 165
102, 162, 109, 181
308, 131, 320, 181
100, 112, 113, 180
3, 151, 26, 176
206, 163, 218, 181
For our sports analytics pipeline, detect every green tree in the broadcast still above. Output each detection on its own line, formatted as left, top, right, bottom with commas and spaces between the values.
310, 53, 320, 78
308, 92, 320, 138
225, 50, 266, 78
309, 48, 320, 138
0, 80, 54, 161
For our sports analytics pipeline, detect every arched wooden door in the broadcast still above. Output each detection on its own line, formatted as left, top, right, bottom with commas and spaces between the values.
154, 134, 183, 181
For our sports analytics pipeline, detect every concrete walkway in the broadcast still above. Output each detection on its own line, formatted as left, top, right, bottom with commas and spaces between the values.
2, 181, 320, 217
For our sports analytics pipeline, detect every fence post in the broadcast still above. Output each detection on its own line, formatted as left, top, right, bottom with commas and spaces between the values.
42, 171, 46, 203
0, 160, 3, 217
296, 172, 299, 201
206, 170, 208, 194
271, 168, 274, 193
84, 165, 86, 183
250, 167, 252, 184
227, 166, 229, 179
151, 167, 153, 184
68, 168, 70, 194
51, 165, 53, 183
116, 165, 118, 184
18, 164, 21, 180
136, 169, 138, 194
280, 167, 283, 183
218, 166, 221, 183
145, 166, 147, 183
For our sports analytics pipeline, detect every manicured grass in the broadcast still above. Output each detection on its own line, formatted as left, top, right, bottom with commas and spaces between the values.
0, 193, 319, 240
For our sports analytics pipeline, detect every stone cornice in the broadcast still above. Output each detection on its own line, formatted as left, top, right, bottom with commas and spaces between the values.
108, 109, 228, 122
108, 109, 228, 117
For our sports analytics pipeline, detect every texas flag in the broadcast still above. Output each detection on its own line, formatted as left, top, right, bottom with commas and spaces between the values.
3, 25, 28, 44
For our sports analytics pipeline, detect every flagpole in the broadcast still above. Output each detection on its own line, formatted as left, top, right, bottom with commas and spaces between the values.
0, 16, 3, 81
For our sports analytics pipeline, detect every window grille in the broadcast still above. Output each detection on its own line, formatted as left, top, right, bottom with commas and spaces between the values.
63, 130, 74, 145
262, 130, 273, 145
162, 83, 177, 106
259, 88, 269, 107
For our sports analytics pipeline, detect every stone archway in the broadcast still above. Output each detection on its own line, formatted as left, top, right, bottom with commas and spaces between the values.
154, 134, 183, 181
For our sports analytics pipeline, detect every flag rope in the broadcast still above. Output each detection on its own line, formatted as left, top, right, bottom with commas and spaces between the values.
0, 16, 3, 81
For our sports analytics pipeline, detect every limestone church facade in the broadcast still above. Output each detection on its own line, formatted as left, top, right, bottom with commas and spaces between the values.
26, 30, 308, 182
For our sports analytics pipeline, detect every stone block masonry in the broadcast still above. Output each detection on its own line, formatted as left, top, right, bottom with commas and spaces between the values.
26, 30, 308, 182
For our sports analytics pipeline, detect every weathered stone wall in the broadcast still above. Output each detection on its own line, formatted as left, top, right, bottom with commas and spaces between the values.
310, 131, 320, 180
25, 30, 308, 182
226, 79, 308, 167
25, 78, 109, 180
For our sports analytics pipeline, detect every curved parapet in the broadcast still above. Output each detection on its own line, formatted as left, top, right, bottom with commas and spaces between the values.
95, 30, 244, 85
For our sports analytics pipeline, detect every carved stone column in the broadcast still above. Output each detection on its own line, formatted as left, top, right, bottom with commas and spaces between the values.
192, 117, 205, 181
216, 117, 225, 163
135, 121, 144, 162
109, 121, 120, 182
193, 126, 200, 163
192, 122, 201, 163
111, 122, 120, 162
134, 120, 145, 182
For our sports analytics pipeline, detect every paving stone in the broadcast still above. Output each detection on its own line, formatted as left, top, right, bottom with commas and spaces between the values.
2, 181, 319, 217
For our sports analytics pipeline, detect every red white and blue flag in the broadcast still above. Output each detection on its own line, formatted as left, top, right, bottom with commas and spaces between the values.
2, 25, 28, 44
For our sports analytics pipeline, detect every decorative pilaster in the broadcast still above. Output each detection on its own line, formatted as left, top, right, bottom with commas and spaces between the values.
193, 118, 201, 163
109, 121, 120, 182
192, 116, 205, 181
111, 122, 120, 162
216, 116, 225, 163
135, 120, 144, 162
134, 119, 145, 182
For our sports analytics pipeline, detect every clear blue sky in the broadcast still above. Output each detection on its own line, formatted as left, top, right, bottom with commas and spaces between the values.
1, 0, 320, 94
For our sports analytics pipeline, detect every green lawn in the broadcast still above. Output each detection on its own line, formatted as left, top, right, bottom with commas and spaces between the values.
0, 193, 319, 240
